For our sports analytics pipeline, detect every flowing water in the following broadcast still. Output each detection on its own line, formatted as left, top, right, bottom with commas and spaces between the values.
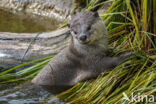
0, 82, 65, 104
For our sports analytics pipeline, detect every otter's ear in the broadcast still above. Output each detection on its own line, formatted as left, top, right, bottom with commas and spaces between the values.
67, 24, 70, 28
94, 11, 99, 17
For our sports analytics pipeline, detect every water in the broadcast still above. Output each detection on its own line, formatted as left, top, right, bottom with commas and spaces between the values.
0, 9, 65, 104
0, 82, 52, 104
0, 9, 61, 33
0, 82, 66, 104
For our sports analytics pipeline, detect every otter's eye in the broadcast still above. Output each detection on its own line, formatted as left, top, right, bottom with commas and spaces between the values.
74, 31, 77, 34
87, 26, 91, 30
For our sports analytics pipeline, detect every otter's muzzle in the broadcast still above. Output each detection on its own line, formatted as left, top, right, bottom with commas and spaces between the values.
79, 35, 87, 41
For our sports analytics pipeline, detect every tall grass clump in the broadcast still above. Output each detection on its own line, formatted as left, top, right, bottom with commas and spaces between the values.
56, 0, 156, 103
0, 0, 155, 103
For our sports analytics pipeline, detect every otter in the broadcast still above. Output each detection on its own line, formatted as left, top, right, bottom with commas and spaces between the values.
32, 11, 133, 94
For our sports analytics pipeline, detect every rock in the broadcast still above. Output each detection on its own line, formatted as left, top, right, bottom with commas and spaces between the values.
0, 27, 71, 69
0, 0, 74, 20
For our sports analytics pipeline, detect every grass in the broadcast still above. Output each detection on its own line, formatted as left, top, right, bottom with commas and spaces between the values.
0, 56, 54, 83
57, 0, 156, 103
0, 0, 156, 103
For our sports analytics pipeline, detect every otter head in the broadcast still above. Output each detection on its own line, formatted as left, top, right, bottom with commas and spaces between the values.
68, 11, 107, 45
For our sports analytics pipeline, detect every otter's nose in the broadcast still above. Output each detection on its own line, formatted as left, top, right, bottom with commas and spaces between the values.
79, 35, 87, 41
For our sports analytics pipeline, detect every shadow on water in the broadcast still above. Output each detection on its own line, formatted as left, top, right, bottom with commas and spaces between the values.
0, 9, 61, 33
